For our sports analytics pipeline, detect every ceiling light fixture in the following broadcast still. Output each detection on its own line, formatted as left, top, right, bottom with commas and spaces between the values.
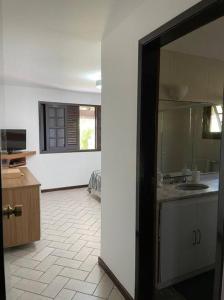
162, 84, 189, 100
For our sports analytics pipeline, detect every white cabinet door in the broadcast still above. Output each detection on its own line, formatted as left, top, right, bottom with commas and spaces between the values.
196, 195, 218, 269
160, 199, 197, 283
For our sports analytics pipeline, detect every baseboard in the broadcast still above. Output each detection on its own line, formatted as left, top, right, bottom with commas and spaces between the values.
41, 184, 88, 193
98, 257, 134, 300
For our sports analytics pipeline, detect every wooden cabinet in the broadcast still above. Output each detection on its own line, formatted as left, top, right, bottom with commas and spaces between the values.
159, 194, 218, 288
2, 167, 41, 248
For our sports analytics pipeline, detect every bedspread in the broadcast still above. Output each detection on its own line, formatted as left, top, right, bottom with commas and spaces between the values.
88, 170, 101, 194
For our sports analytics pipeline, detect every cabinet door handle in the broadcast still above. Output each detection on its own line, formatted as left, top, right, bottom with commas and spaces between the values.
197, 229, 201, 244
192, 230, 197, 245
3, 205, 23, 219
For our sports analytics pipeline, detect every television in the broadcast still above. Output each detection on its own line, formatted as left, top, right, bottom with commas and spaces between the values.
1, 129, 26, 153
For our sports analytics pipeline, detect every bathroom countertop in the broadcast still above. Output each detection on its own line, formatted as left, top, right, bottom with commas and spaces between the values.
157, 173, 219, 203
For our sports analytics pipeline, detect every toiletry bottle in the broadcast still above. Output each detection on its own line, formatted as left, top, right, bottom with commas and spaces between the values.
191, 170, 200, 183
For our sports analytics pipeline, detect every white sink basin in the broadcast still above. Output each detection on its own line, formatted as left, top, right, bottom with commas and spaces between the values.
176, 183, 209, 191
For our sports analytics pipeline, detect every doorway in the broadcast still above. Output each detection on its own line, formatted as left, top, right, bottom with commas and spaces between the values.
136, 1, 224, 300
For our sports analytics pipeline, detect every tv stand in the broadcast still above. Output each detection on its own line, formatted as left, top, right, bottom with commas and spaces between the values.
7, 150, 23, 155
1, 151, 36, 168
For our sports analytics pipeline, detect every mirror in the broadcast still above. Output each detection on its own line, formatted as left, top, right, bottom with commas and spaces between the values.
158, 100, 221, 175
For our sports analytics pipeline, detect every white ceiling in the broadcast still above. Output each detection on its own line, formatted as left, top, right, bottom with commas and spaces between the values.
6, 0, 223, 93
2, 0, 141, 93
3, 0, 224, 92
164, 16, 224, 62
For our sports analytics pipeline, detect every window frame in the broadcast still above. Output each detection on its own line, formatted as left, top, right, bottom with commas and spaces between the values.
39, 101, 101, 154
202, 105, 222, 140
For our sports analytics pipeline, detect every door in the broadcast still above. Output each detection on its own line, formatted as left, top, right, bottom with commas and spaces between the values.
196, 195, 218, 270
160, 199, 197, 284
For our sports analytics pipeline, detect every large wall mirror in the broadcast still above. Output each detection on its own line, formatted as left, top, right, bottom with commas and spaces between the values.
158, 100, 221, 175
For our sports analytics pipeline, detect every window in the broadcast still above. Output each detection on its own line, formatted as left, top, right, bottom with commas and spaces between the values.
80, 106, 96, 150
39, 102, 101, 153
202, 105, 223, 139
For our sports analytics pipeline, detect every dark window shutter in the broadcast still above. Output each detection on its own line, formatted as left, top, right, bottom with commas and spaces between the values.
39, 103, 47, 152
45, 104, 66, 152
39, 101, 100, 153
66, 105, 80, 151
96, 106, 101, 150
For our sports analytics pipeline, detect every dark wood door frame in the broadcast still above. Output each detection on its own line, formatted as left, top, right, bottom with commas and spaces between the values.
0, 173, 6, 299
136, 1, 224, 300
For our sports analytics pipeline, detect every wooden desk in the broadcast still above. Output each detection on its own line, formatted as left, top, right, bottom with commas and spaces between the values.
2, 167, 41, 248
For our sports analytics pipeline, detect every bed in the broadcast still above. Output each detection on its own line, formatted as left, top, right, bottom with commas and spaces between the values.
88, 170, 101, 197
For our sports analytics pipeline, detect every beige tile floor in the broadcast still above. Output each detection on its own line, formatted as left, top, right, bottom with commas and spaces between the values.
4, 188, 124, 300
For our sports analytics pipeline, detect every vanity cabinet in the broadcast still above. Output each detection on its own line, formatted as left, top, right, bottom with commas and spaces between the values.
159, 194, 218, 287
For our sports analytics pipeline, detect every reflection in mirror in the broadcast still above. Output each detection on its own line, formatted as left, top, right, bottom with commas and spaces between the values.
158, 101, 221, 175
155, 16, 224, 300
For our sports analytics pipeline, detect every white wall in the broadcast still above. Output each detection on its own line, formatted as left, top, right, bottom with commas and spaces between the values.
101, 0, 200, 296
160, 50, 224, 103
3, 84, 101, 190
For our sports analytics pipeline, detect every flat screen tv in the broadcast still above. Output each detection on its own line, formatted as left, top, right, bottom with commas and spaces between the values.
1, 129, 26, 153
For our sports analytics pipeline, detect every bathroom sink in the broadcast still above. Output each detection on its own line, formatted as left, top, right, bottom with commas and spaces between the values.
176, 183, 209, 191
